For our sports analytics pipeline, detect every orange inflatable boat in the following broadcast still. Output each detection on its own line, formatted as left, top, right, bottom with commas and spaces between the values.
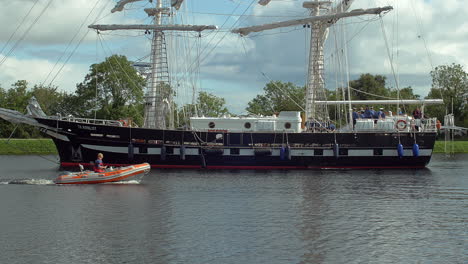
54, 163, 150, 184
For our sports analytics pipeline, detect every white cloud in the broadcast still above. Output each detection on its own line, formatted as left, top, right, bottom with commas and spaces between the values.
0, 0, 139, 45
0, 55, 88, 92
199, 0, 468, 104
0, 0, 148, 91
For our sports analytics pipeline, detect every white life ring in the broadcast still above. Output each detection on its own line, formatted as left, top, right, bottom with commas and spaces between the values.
396, 120, 407, 130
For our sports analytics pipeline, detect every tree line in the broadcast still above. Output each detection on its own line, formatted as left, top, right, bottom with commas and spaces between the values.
0, 55, 466, 138
0, 55, 230, 138
245, 64, 467, 128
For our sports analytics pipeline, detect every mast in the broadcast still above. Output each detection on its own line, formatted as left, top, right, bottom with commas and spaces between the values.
305, 1, 331, 125
148, 0, 168, 129
233, 1, 392, 125
89, 0, 217, 129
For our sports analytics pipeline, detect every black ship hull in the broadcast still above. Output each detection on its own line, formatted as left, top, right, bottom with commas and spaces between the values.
36, 118, 436, 169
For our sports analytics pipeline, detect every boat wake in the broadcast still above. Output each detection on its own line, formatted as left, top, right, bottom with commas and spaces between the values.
104, 180, 141, 185
1, 179, 141, 185
1, 179, 55, 185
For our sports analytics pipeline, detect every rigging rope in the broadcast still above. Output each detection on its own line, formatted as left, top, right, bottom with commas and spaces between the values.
0, 0, 54, 68
187, 0, 256, 74
239, 38, 305, 113
3, 124, 60, 165
41, 0, 103, 86
98, 34, 144, 95
379, 14, 405, 113
47, 0, 111, 87
0, 0, 40, 56
409, 0, 445, 104
339, 4, 352, 126
409, 0, 434, 70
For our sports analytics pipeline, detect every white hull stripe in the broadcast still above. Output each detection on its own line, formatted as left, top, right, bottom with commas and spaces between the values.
80, 144, 433, 157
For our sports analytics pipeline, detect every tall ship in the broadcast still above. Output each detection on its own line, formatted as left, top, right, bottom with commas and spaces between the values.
0, 0, 444, 169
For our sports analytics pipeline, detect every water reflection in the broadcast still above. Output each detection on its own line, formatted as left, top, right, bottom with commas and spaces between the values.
0, 155, 466, 264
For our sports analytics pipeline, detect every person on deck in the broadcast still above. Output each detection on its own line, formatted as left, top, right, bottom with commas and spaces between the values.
352, 108, 359, 127
364, 107, 372, 118
370, 106, 377, 118
94, 153, 107, 173
412, 107, 422, 119
360, 110, 365, 119
377, 108, 386, 119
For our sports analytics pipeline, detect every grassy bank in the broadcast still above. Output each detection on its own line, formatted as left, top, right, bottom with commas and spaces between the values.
1, 138, 467, 155
0, 139, 57, 155
433, 140, 468, 153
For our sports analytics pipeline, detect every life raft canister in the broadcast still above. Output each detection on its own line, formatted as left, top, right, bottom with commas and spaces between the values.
396, 120, 407, 131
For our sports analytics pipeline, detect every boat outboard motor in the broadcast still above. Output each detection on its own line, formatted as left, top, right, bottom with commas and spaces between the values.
397, 144, 404, 158
412, 143, 420, 157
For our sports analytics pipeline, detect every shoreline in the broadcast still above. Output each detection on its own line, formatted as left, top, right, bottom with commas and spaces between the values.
1, 138, 467, 155
0, 139, 58, 155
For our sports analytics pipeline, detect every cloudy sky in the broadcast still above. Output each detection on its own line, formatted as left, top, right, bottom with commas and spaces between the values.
1, 0, 467, 114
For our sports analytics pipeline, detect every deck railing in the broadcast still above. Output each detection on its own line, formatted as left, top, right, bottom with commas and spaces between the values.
354, 117, 437, 132
54, 115, 124, 127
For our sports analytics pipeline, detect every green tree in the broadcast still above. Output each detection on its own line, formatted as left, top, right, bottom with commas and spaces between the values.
4, 80, 31, 111
75, 54, 146, 125
175, 103, 195, 129
0, 80, 40, 138
174, 91, 231, 128
246, 81, 305, 116
0, 85, 6, 109
347, 74, 421, 114
426, 63, 468, 126
31, 84, 74, 116
197, 91, 229, 117
389, 86, 420, 100
349, 74, 388, 100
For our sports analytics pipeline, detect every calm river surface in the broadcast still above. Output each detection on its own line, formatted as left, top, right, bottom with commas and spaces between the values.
0, 154, 466, 264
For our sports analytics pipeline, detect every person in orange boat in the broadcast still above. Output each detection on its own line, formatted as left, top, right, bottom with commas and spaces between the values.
94, 153, 107, 173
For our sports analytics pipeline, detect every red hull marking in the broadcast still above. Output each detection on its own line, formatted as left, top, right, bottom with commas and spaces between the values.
61, 162, 425, 170
57, 170, 145, 184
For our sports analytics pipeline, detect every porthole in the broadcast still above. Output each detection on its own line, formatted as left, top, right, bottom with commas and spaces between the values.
284, 122, 291, 129
208, 122, 215, 128
244, 122, 251, 129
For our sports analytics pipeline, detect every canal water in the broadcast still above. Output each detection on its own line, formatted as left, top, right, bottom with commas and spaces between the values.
0, 154, 466, 264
